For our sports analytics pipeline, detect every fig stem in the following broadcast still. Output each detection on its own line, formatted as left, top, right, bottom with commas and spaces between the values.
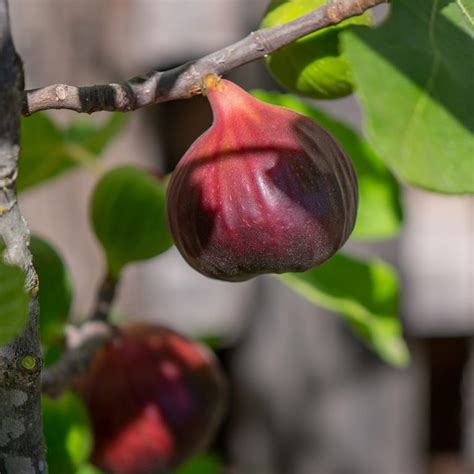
92, 274, 119, 322
202, 74, 223, 94
22, 0, 387, 115
41, 274, 120, 397
41, 321, 114, 398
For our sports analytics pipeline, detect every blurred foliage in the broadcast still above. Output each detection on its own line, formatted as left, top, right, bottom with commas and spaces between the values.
278, 253, 409, 367
342, 0, 474, 193
74, 464, 103, 474
30, 235, 72, 347
90, 165, 173, 279
43, 343, 65, 369
42, 391, 92, 474
198, 335, 225, 350
19, 113, 127, 192
173, 453, 223, 474
64, 114, 127, 156
0, 240, 29, 345
252, 90, 403, 240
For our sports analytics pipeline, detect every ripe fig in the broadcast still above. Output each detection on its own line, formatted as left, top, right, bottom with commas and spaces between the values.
166, 77, 358, 282
260, 0, 372, 99
76, 324, 226, 474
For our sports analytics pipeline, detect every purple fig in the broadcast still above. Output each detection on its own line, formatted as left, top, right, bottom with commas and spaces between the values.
167, 76, 358, 281
76, 324, 226, 474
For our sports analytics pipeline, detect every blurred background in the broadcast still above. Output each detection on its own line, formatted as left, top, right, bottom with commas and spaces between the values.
10, 1, 474, 473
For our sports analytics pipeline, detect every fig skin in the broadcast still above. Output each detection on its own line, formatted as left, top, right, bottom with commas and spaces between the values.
76, 324, 226, 474
167, 78, 358, 282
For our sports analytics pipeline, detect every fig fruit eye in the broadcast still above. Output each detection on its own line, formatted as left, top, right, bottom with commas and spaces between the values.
76, 324, 226, 474
166, 77, 358, 282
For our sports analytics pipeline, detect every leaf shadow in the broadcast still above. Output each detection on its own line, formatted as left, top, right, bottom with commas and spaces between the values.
350, 0, 474, 132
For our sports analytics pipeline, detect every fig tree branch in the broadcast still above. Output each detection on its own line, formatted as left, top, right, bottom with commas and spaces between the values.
22, 0, 386, 116
41, 321, 114, 398
42, 275, 118, 397
0, 0, 46, 471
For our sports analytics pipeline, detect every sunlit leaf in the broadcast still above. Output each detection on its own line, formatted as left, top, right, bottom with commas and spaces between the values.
42, 391, 92, 474
342, 0, 474, 193
278, 253, 409, 366
260, 0, 372, 99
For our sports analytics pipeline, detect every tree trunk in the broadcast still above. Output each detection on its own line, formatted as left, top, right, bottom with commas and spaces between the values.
0, 1, 45, 471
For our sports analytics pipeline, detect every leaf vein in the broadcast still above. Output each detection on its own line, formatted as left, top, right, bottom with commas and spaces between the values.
456, 0, 474, 27
401, 0, 442, 165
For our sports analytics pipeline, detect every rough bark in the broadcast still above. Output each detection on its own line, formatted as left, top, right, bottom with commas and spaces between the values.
0, 1, 45, 471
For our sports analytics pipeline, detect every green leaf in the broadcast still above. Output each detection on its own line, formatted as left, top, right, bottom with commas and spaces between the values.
278, 253, 409, 367
198, 335, 224, 350
19, 113, 71, 192
31, 236, 72, 347
0, 242, 29, 345
252, 90, 403, 239
43, 343, 64, 368
342, 0, 474, 194
19, 113, 126, 193
173, 454, 223, 474
75, 464, 103, 474
65, 113, 127, 156
42, 391, 92, 474
75, 465, 103, 474
90, 166, 173, 278
260, 0, 372, 99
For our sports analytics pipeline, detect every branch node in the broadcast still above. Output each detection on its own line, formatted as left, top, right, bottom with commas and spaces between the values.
250, 31, 271, 55
55, 84, 67, 101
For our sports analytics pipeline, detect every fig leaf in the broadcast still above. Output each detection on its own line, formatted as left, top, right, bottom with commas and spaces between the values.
90, 166, 172, 278
342, 0, 474, 193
